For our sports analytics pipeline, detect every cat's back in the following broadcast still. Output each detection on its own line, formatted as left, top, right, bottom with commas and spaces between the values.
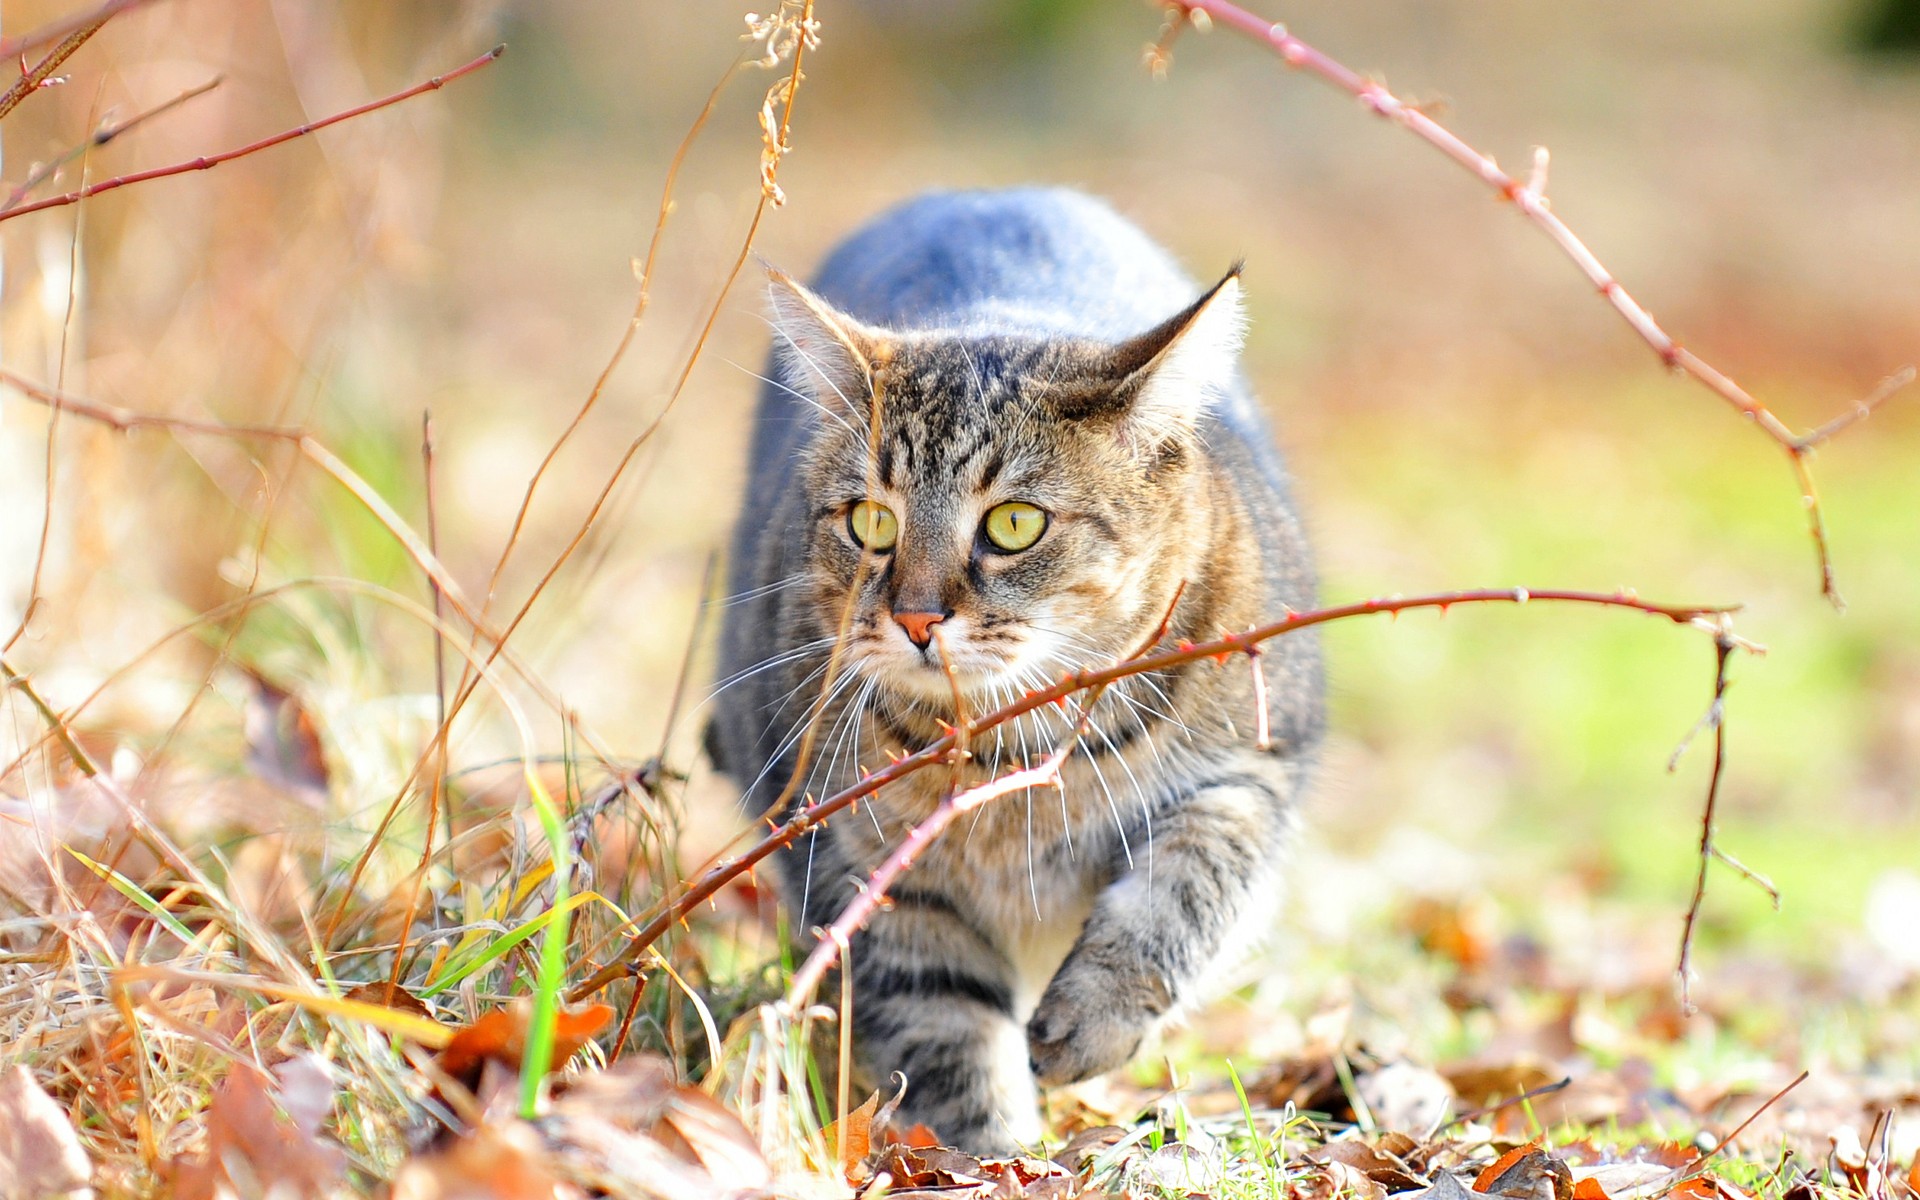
807, 187, 1194, 337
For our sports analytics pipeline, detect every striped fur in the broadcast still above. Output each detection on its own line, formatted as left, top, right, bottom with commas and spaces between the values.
707, 189, 1324, 1153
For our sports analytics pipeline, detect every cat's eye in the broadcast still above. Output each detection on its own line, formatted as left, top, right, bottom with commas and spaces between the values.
983, 502, 1048, 552
847, 500, 898, 551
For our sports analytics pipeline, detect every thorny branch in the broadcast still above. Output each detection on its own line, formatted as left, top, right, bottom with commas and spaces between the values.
570, 586, 1740, 1002
0, 10, 109, 124
1156, 0, 1914, 606
0, 45, 503, 224
772, 594, 1194, 1013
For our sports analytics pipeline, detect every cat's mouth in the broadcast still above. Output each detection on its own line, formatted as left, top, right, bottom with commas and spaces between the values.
861, 618, 1038, 706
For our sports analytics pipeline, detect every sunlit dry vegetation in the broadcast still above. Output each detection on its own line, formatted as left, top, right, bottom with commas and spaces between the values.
1, 1, 1917, 1197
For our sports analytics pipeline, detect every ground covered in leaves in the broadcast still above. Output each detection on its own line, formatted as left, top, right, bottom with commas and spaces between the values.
2, 752, 1916, 1200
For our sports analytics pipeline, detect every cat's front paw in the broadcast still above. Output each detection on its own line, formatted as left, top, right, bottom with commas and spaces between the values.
1025, 956, 1170, 1086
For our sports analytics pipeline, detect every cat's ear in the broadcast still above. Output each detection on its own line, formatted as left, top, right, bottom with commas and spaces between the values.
1105, 266, 1247, 442
766, 270, 884, 415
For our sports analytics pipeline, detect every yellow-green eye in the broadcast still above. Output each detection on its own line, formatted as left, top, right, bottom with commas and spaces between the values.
847, 500, 898, 551
983, 502, 1048, 552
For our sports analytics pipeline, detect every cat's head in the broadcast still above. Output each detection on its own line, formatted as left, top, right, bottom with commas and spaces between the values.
767, 268, 1246, 708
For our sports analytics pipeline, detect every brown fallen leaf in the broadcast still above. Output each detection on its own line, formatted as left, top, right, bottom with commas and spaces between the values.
0, 1065, 92, 1200
390, 1121, 566, 1200
436, 1001, 613, 1093
553, 1056, 771, 1190
821, 1089, 878, 1180
1473, 1142, 1572, 1200
343, 980, 438, 1022
243, 670, 331, 801
1310, 1136, 1431, 1192
651, 1082, 771, 1187
167, 1060, 344, 1200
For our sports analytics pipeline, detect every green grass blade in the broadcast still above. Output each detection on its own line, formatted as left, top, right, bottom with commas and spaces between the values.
66, 848, 198, 948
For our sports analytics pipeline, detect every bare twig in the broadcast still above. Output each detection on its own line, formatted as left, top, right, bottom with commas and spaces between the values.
781, 751, 1072, 1013
0, 375, 634, 802
2, 75, 223, 213
1672, 625, 1776, 1014
1795, 366, 1917, 451
570, 585, 1734, 1001
0, 45, 504, 223
0, 10, 108, 123
1160, 0, 1911, 606
1659, 1069, 1810, 1195
1431, 1076, 1572, 1136
0, 0, 161, 64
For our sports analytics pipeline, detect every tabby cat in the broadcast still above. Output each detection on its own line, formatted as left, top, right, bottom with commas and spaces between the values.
707, 188, 1324, 1153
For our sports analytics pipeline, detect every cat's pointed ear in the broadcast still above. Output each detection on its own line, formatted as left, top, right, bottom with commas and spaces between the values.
766, 269, 884, 415
1107, 266, 1247, 441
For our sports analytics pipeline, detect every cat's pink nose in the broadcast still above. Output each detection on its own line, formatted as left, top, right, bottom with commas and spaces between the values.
894, 611, 945, 648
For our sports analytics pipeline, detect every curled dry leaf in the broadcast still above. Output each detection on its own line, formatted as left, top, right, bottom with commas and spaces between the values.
0, 1065, 92, 1200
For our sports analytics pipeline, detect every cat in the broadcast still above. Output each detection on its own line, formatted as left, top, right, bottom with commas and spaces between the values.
706, 188, 1324, 1153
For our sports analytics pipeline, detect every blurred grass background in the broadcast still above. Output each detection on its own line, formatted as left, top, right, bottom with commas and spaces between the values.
2, 0, 1917, 1040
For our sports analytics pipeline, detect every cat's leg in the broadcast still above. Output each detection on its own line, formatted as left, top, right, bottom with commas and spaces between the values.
849, 889, 1041, 1155
1026, 761, 1298, 1085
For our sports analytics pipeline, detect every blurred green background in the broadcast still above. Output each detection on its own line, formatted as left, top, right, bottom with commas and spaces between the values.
2, 0, 1916, 1014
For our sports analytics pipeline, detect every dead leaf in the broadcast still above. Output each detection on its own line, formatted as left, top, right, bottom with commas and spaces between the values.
391, 1121, 563, 1200
821, 1089, 877, 1179
651, 1084, 771, 1187
1358, 1061, 1456, 1134
168, 1061, 344, 1200
1311, 1137, 1430, 1192
0, 1065, 92, 1200
243, 671, 330, 800
1830, 1125, 1875, 1194
1568, 1163, 1674, 1200
1399, 1168, 1481, 1200
545, 1056, 769, 1190
1473, 1142, 1572, 1200
1059, 1125, 1129, 1172
343, 980, 437, 1022
436, 1001, 613, 1092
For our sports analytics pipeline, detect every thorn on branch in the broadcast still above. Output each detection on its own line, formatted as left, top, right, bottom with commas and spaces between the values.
1526, 145, 1551, 203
